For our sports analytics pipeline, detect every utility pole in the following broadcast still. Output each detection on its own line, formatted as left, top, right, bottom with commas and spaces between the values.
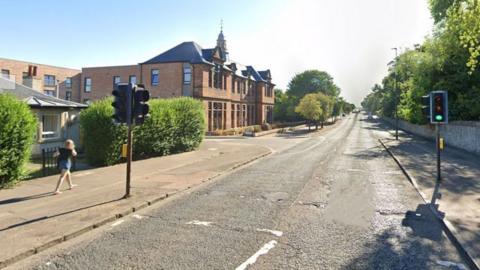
392, 47, 398, 140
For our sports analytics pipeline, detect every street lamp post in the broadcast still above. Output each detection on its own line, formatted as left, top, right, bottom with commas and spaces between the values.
392, 47, 398, 140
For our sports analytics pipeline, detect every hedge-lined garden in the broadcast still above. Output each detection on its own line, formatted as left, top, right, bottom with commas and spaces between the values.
80, 97, 205, 166
0, 94, 37, 188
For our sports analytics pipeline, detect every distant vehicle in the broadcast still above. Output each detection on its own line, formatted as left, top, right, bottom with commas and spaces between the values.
367, 112, 373, 119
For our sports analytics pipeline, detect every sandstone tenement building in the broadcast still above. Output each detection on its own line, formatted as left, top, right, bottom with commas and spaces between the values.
1, 30, 275, 131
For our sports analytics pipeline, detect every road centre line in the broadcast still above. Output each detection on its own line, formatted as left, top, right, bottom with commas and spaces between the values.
186, 220, 213, 226
256, 228, 283, 237
236, 240, 277, 270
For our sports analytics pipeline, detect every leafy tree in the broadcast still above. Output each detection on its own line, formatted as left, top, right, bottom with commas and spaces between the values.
362, 0, 480, 123
295, 93, 322, 130
429, 0, 455, 23
317, 93, 335, 128
287, 70, 340, 100
273, 89, 299, 122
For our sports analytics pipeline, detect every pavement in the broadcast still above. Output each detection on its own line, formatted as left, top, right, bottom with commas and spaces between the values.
370, 117, 480, 267
8, 113, 470, 270
0, 139, 276, 268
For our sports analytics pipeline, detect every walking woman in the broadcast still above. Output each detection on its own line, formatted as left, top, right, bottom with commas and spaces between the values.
53, 139, 77, 195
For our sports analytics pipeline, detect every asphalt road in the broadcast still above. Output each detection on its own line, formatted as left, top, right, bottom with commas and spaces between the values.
22, 113, 466, 270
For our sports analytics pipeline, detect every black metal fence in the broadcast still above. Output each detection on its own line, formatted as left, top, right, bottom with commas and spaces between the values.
41, 148, 76, 177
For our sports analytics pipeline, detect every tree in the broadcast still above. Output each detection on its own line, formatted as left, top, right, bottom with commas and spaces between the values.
273, 89, 299, 122
295, 93, 322, 130
316, 93, 335, 128
287, 70, 340, 100
429, 0, 455, 23
362, 0, 480, 123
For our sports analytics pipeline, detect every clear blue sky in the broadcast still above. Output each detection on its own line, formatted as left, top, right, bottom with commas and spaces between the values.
2, 0, 433, 105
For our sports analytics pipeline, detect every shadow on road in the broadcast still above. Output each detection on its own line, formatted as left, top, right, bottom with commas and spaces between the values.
344, 204, 456, 269
401, 204, 444, 242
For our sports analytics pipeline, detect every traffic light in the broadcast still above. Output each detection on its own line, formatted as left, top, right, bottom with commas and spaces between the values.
112, 84, 128, 123
430, 91, 448, 124
133, 84, 150, 125
112, 83, 134, 124
421, 94, 431, 121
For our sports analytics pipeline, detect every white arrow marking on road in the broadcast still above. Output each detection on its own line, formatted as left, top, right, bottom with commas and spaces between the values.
111, 220, 124, 227
256, 228, 283, 237
186, 220, 213, 226
235, 240, 277, 270
132, 214, 144, 219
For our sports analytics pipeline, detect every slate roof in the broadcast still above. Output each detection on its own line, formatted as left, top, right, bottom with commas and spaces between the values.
0, 77, 87, 109
143, 42, 212, 65
142, 41, 272, 83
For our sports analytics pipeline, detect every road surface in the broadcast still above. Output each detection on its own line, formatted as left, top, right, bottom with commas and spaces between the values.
20, 113, 466, 270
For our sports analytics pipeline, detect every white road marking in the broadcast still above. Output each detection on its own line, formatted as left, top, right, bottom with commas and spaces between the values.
132, 214, 144, 219
208, 148, 218, 151
236, 240, 277, 270
111, 220, 124, 227
186, 220, 213, 226
256, 228, 283, 237
436, 260, 467, 269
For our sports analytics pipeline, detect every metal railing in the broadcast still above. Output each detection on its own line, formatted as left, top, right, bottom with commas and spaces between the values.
41, 148, 76, 177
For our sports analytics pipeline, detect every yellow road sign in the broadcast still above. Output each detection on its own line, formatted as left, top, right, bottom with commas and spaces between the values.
121, 144, 128, 158
439, 138, 445, 150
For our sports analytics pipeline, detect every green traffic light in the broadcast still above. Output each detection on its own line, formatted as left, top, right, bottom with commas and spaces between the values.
435, 115, 443, 121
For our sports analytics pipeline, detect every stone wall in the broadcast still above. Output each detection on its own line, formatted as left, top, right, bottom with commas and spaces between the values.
382, 117, 480, 156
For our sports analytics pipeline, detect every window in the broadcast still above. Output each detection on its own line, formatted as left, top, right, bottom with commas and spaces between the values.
44, 90, 55, 96
151, 69, 159, 86
66, 91, 72, 101
183, 65, 192, 85
84, 77, 92, 92
208, 68, 213, 87
1, 69, 10, 79
213, 64, 222, 89
41, 114, 60, 139
129, 75, 137, 85
65, 77, 72, 88
213, 102, 223, 130
113, 76, 121, 89
231, 104, 235, 128
44, 75, 56, 86
232, 77, 236, 93
223, 74, 227, 90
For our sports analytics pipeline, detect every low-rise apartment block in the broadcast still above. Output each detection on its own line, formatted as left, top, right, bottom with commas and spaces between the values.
0, 58, 81, 101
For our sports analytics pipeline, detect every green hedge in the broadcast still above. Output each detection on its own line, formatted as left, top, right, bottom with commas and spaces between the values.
80, 97, 205, 166
0, 94, 37, 187
80, 98, 127, 166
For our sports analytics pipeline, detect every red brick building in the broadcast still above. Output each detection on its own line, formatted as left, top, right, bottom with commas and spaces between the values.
81, 31, 275, 130
0, 58, 81, 101
1, 30, 275, 131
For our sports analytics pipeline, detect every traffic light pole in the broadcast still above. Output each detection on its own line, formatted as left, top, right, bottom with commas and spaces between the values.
430, 124, 441, 205
124, 85, 133, 199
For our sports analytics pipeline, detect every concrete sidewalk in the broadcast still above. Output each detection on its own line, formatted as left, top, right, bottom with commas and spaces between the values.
0, 140, 271, 268
373, 119, 480, 266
